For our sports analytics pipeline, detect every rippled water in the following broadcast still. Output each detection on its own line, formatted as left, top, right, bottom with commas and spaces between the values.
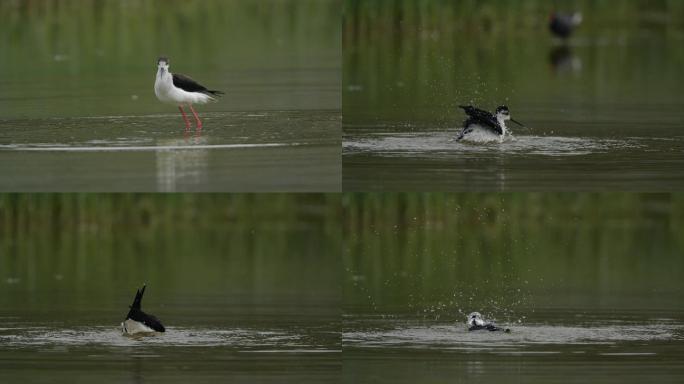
0, 110, 340, 191
1, 325, 335, 351
345, 131, 646, 157
0, 321, 340, 383
345, 319, 683, 350
343, 312, 684, 383
343, 121, 684, 191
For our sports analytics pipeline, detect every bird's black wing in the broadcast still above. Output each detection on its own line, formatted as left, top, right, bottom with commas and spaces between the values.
128, 309, 166, 332
458, 105, 502, 135
468, 323, 503, 332
130, 285, 145, 308
173, 73, 224, 96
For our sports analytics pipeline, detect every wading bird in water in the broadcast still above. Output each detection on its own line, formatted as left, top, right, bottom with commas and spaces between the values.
467, 312, 511, 333
154, 57, 223, 131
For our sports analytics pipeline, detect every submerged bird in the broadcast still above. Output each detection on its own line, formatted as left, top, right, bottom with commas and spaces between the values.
467, 312, 510, 333
456, 105, 525, 142
122, 284, 165, 335
154, 57, 224, 131
549, 12, 582, 40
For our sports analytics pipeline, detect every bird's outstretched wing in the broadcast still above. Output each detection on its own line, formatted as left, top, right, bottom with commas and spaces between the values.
131, 285, 145, 310
172, 73, 224, 96
125, 285, 146, 319
458, 105, 502, 135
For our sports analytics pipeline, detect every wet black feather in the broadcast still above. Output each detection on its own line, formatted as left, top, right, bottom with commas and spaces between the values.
458, 105, 503, 135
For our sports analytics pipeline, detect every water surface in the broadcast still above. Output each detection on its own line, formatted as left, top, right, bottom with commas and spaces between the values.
343, 2, 684, 191
344, 311, 684, 384
0, 110, 339, 191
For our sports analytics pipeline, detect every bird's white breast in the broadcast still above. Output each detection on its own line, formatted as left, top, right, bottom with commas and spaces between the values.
154, 70, 214, 105
122, 319, 156, 334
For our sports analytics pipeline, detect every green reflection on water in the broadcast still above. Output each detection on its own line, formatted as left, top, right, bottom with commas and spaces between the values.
344, 0, 684, 124
0, 193, 341, 321
344, 193, 684, 316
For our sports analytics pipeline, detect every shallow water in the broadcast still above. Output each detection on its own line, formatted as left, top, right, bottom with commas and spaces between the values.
0, 110, 340, 191
343, 114, 684, 191
343, 311, 684, 383
0, 322, 339, 383
1, 325, 334, 351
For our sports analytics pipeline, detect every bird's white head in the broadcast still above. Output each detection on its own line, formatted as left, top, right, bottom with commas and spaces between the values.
157, 57, 170, 75
467, 312, 486, 327
495, 105, 511, 123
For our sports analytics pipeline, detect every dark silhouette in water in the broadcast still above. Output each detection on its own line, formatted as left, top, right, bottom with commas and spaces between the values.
549, 45, 582, 74
549, 12, 582, 39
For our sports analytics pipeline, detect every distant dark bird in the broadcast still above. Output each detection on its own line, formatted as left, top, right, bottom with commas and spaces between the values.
549, 12, 582, 39
456, 105, 525, 142
121, 284, 165, 334
154, 57, 224, 130
467, 312, 511, 333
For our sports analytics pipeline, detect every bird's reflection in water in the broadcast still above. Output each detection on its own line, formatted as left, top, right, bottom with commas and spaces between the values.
549, 45, 582, 74
155, 135, 209, 191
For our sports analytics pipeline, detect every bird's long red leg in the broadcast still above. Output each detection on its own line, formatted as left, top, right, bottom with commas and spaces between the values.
178, 106, 191, 131
189, 105, 202, 130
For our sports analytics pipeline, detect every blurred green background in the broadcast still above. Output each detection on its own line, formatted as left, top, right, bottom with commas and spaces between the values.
0, 193, 341, 324
344, 0, 684, 125
344, 193, 684, 318
0, 0, 341, 118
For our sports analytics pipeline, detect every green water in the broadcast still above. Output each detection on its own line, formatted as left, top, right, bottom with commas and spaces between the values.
343, 1, 684, 191
343, 193, 684, 383
0, 0, 341, 192
0, 194, 341, 383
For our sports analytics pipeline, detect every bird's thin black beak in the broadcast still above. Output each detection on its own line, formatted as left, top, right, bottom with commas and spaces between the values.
510, 118, 525, 127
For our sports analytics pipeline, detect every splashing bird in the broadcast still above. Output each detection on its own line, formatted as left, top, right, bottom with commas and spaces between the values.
154, 57, 224, 131
122, 284, 165, 334
467, 312, 511, 333
456, 105, 525, 142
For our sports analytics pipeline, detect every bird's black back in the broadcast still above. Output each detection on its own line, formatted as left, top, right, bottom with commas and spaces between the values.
469, 323, 502, 332
458, 105, 502, 135
127, 308, 166, 332
549, 14, 578, 39
172, 73, 224, 96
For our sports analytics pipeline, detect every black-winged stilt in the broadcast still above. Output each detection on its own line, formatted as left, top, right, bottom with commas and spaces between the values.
549, 12, 582, 39
456, 105, 525, 142
121, 284, 165, 334
154, 57, 224, 131
467, 312, 511, 333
